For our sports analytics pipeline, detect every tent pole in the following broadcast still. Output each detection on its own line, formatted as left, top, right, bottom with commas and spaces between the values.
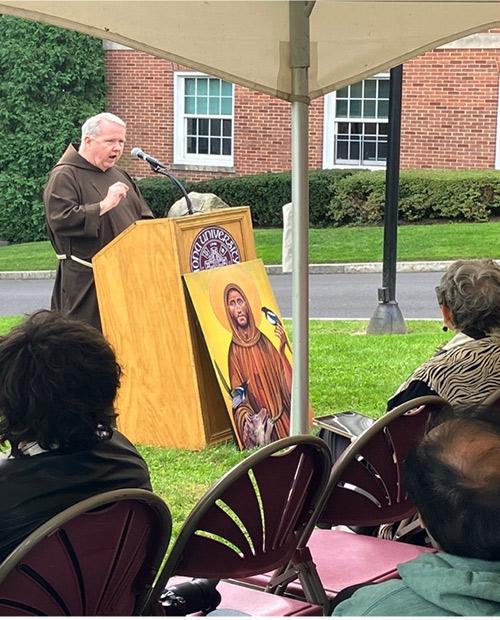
290, 1, 312, 434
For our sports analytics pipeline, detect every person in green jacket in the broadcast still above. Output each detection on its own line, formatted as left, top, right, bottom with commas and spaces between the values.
333, 409, 500, 616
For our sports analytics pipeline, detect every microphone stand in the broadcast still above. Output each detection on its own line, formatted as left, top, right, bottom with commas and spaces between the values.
148, 162, 193, 215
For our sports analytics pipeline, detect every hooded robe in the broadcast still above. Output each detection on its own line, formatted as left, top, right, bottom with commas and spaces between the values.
44, 144, 154, 330
225, 284, 291, 448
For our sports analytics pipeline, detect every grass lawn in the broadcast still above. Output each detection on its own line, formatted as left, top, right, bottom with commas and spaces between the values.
0, 316, 447, 537
1, 220, 500, 270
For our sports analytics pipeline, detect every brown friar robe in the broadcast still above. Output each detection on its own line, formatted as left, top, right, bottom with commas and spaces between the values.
44, 145, 154, 330
225, 284, 291, 449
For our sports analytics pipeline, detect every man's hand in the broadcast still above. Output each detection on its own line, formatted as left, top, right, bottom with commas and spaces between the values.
274, 323, 289, 354
99, 182, 129, 215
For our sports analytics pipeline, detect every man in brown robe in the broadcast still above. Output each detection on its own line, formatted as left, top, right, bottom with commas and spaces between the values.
225, 284, 291, 448
44, 112, 153, 330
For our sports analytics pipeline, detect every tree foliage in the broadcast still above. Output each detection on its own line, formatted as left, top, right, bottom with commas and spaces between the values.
0, 16, 106, 242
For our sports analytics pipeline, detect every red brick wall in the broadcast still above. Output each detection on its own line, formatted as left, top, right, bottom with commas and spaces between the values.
401, 48, 500, 169
106, 50, 324, 181
106, 44, 500, 179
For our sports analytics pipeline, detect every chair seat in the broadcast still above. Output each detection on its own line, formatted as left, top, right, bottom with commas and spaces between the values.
217, 581, 322, 616
163, 576, 322, 616
242, 529, 434, 597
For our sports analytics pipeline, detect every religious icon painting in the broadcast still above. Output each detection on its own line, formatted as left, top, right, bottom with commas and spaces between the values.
184, 259, 292, 450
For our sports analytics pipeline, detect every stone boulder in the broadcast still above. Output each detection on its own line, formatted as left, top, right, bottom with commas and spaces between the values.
167, 192, 230, 217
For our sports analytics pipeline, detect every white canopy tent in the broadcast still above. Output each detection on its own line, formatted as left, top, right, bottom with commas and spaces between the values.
1, 0, 498, 432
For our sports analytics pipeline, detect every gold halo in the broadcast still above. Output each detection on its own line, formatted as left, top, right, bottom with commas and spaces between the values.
209, 265, 262, 333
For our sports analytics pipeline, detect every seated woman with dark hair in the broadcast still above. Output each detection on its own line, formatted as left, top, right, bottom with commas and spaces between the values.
0, 311, 152, 563
388, 259, 500, 409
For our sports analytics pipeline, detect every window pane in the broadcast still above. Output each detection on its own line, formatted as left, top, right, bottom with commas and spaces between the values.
199, 118, 209, 135
378, 140, 387, 160
198, 137, 209, 154
337, 122, 349, 134
209, 79, 220, 96
221, 97, 232, 115
350, 122, 363, 135
197, 97, 208, 114
363, 140, 376, 161
350, 82, 362, 98
379, 123, 388, 135
210, 119, 221, 136
350, 140, 360, 161
221, 81, 232, 96
377, 100, 389, 118
186, 118, 197, 135
186, 136, 197, 153
364, 80, 376, 98
185, 78, 196, 96
222, 138, 232, 155
223, 119, 232, 136
210, 138, 221, 154
365, 122, 376, 135
336, 99, 348, 116
185, 96, 196, 114
363, 100, 376, 117
349, 100, 362, 117
209, 97, 220, 115
378, 79, 389, 98
336, 139, 349, 160
197, 78, 208, 95
337, 86, 349, 98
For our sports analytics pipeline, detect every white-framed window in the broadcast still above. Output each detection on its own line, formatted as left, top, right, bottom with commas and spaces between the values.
174, 72, 234, 167
323, 74, 389, 169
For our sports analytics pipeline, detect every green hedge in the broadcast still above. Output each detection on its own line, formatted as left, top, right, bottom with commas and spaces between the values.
0, 16, 105, 243
328, 170, 500, 226
138, 168, 500, 229
137, 169, 355, 227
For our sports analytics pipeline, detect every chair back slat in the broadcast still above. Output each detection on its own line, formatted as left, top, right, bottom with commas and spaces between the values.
0, 489, 171, 616
317, 396, 451, 528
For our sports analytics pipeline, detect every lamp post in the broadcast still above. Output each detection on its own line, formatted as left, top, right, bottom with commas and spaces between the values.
367, 64, 406, 334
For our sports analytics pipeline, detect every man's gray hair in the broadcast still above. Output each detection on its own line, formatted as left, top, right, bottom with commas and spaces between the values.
435, 259, 500, 334
81, 112, 126, 141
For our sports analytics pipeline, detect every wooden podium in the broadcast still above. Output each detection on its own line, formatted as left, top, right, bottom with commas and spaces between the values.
93, 207, 256, 449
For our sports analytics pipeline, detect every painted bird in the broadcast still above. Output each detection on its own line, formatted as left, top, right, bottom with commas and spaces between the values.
214, 360, 249, 409
261, 306, 281, 326
262, 306, 291, 352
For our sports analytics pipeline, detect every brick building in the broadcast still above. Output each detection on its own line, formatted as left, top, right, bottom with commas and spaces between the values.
105, 31, 500, 182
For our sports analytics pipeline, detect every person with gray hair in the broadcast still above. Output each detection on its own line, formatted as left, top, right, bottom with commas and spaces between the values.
44, 112, 153, 330
387, 259, 500, 409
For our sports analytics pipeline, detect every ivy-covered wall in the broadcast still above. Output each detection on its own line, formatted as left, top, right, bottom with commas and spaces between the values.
0, 16, 106, 242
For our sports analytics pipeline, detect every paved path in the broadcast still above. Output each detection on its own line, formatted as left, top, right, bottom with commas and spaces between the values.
0, 271, 443, 319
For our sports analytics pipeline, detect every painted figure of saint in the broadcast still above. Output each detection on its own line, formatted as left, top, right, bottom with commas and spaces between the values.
224, 283, 291, 448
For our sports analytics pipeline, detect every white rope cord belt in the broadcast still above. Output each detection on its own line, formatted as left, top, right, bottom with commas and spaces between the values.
56, 254, 93, 269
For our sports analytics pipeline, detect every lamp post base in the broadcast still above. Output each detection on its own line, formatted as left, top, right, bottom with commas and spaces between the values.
367, 301, 407, 334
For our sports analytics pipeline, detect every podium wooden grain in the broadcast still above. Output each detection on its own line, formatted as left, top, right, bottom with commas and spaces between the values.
93, 207, 256, 449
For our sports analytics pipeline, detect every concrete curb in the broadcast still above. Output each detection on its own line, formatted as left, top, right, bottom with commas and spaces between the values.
267, 260, 456, 275
0, 260, 456, 280
0, 270, 56, 280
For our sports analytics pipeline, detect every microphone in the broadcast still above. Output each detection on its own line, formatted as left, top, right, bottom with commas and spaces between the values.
131, 147, 167, 169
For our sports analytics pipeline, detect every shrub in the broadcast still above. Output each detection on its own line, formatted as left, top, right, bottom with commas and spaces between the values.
327, 169, 500, 226
0, 16, 106, 242
137, 168, 356, 227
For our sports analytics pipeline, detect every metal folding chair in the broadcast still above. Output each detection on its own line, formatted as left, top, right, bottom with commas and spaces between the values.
245, 396, 452, 607
146, 435, 332, 616
0, 489, 172, 616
